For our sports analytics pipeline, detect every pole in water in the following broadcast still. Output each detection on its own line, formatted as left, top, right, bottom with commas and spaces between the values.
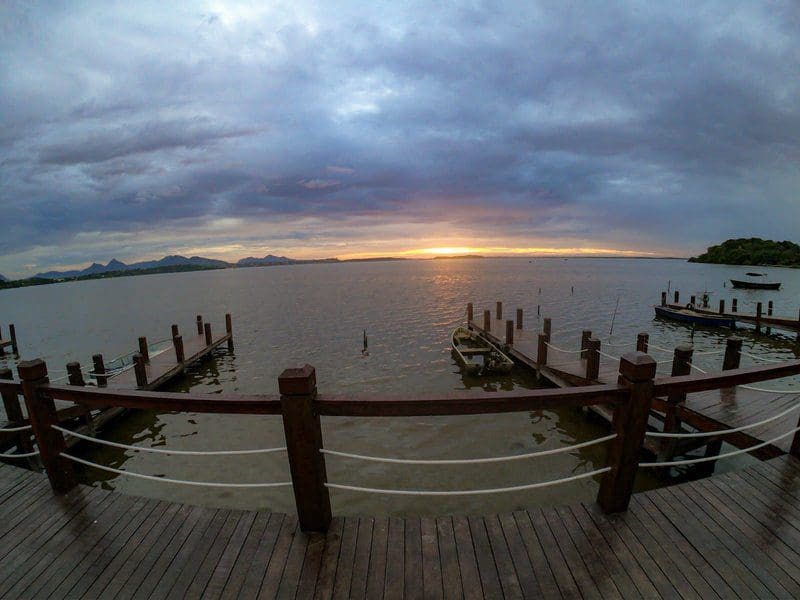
361, 330, 369, 356
609, 296, 621, 335
571, 286, 574, 295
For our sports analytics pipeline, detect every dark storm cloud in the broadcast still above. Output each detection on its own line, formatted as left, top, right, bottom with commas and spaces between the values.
1, 1, 799, 275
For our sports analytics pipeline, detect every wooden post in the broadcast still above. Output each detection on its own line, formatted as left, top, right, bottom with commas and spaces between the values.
92, 354, 107, 387
133, 353, 148, 388
67, 362, 93, 431
719, 299, 725, 314
505, 320, 514, 345
597, 352, 656, 513
226, 313, 234, 352
580, 330, 592, 358
755, 302, 762, 332
768, 301, 773, 316
732, 298, 738, 312
467, 303, 474, 323
196, 315, 204, 335
543, 317, 552, 338
690, 295, 696, 306
537, 333, 549, 365
659, 345, 693, 460
173, 335, 185, 363
722, 337, 742, 371
496, 301, 502, 320
0, 326, 4, 355
585, 338, 600, 380
516, 308, 523, 330
661, 292, 667, 307
636, 332, 649, 353
279, 365, 331, 533
0, 367, 35, 457
790, 414, 800, 459
702, 294, 709, 308
204, 322, 212, 346
171, 324, 179, 338
138, 336, 150, 362
674, 290, 679, 304
483, 310, 491, 332
18, 359, 76, 493
9, 324, 17, 355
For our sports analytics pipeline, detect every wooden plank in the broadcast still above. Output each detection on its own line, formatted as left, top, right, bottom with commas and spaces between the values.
483, 514, 523, 599
383, 516, 405, 600
220, 512, 274, 599
238, 513, 285, 598
496, 513, 544, 599
312, 516, 344, 600
294, 531, 326, 599
348, 516, 374, 600
365, 516, 389, 599
332, 516, 360, 599
183, 510, 244, 598
420, 516, 443, 600
451, 515, 483, 600
434, 517, 464, 600
511, 510, 560, 599
275, 516, 307, 600
467, 515, 504, 599
524, 509, 581, 599
204, 510, 258, 600
404, 517, 424, 599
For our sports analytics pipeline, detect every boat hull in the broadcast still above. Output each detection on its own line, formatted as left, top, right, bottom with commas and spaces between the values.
451, 327, 514, 374
654, 306, 735, 328
730, 279, 781, 290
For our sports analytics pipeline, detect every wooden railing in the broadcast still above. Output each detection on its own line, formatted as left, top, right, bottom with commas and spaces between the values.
2, 354, 800, 532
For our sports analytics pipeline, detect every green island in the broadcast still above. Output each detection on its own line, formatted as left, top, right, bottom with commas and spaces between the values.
689, 237, 800, 267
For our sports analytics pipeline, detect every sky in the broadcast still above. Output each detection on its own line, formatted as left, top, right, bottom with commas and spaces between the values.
1, 1, 799, 278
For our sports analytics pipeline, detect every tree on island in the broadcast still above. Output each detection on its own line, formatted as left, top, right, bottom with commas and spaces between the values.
689, 238, 800, 267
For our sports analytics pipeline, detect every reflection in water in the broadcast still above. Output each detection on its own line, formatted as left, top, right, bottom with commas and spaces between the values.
1, 257, 798, 514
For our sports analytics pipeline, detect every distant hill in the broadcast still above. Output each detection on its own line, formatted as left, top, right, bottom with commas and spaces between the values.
35, 255, 231, 279
0, 274, 6, 282
689, 238, 800, 267
237, 255, 339, 267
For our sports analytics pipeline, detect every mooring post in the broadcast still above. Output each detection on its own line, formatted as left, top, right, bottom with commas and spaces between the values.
505, 320, 514, 345
483, 310, 491, 332
204, 322, 212, 346
133, 353, 148, 388
496, 301, 503, 320
0, 367, 35, 458
585, 338, 600, 380
516, 308, 523, 330
173, 335, 185, 363
171, 324, 179, 338
196, 315, 204, 335
467, 303, 474, 323
755, 302, 762, 332
67, 362, 93, 431
767, 301, 773, 316
636, 332, 649, 353
580, 330, 592, 358
279, 365, 331, 533
0, 326, 4, 355
674, 290, 679, 304
9, 324, 17, 355
732, 298, 738, 313
661, 292, 667, 307
543, 317, 552, 338
92, 354, 107, 387
690, 295, 696, 306
723, 337, 742, 371
18, 359, 76, 493
138, 336, 150, 362
537, 333, 548, 366
790, 415, 800, 459
719, 299, 725, 314
597, 352, 656, 513
226, 313, 235, 352
659, 345, 693, 460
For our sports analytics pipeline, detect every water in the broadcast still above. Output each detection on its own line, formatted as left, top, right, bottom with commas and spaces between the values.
0, 257, 798, 515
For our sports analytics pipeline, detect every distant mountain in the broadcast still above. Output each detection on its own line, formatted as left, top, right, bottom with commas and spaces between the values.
34, 255, 233, 279
689, 238, 800, 267
0, 274, 6, 282
237, 254, 295, 267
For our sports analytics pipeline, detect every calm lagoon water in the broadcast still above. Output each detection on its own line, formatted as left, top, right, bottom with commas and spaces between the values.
0, 257, 798, 515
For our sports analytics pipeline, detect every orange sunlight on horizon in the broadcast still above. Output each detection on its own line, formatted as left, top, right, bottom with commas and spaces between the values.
337, 246, 659, 259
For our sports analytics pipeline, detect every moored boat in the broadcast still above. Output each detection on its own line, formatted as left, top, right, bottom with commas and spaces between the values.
451, 327, 514, 374
654, 305, 735, 328
730, 272, 781, 290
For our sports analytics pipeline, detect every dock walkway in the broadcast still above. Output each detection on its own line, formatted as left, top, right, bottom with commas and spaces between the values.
1, 455, 800, 598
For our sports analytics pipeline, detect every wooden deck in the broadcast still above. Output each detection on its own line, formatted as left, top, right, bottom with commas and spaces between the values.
472, 315, 800, 457
2, 455, 800, 598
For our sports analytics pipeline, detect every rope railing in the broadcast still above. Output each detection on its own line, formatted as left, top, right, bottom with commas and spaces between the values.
597, 350, 621, 361
739, 384, 799, 394
639, 424, 800, 468
0, 449, 39, 459
693, 349, 726, 356
544, 342, 584, 354
321, 434, 617, 465
52, 425, 287, 456
0, 424, 32, 433
325, 467, 611, 496
60, 453, 292, 488
739, 352, 790, 364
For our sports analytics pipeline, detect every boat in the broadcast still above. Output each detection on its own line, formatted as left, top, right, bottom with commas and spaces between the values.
451, 327, 514, 374
654, 305, 735, 328
730, 272, 781, 290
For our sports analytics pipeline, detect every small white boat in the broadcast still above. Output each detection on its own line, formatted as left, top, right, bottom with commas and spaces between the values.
451, 327, 514, 375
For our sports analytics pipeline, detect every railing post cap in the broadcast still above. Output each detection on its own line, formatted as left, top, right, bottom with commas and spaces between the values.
588, 337, 600, 346
674, 344, 693, 354
619, 352, 656, 381
727, 336, 743, 346
0, 366, 12, 378
18, 358, 47, 380
66, 361, 80, 369
92, 353, 103, 360
279, 364, 317, 395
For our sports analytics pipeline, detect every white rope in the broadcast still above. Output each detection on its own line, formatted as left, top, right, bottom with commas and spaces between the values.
544, 342, 584, 354
0, 424, 31, 433
321, 434, 617, 465
325, 467, 611, 496
639, 424, 800, 468
0, 450, 39, 458
604, 340, 634, 348
739, 384, 800, 394
688, 363, 708, 374
60, 454, 292, 488
739, 352, 788, 364
646, 395, 800, 438
52, 425, 287, 456
646, 343, 674, 354
598, 350, 620, 361
693, 349, 726, 356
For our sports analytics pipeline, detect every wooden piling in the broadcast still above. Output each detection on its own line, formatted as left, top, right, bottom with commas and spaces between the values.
92, 354, 107, 387
597, 352, 656, 513
732, 298, 738, 313
204, 322, 212, 346
483, 310, 491, 332
756, 302, 762, 332
580, 330, 592, 358
702, 294, 709, 308
173, 335, 185, 363
133, 353, 148, 388
467, 303, 474, 323
543, 317, 552, 338
505, 320, 514, 345
196, 315, 204, 335
719, 299, 725, 314
723, 337, 742, 371
66, 362, 85, 386
768, 301, 773, 316
660, 345, 693, 460
537, 333, 549, 365
636, 333, 649, 353
674, 291, 680, 304
171, 324, 179, 338
279, 365, 331, 533
138, 336, 150, 362
790, 414, 800, 459
661, 292, 667, 307
9, 324, 17, 355
585, 339, 600, 380
496, 301, 502, 320
516, 308, 523, 330
226, 313, 234, 352
18, 359, 76, 493
0, 367, 34, 457
690, 295, 696, 306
